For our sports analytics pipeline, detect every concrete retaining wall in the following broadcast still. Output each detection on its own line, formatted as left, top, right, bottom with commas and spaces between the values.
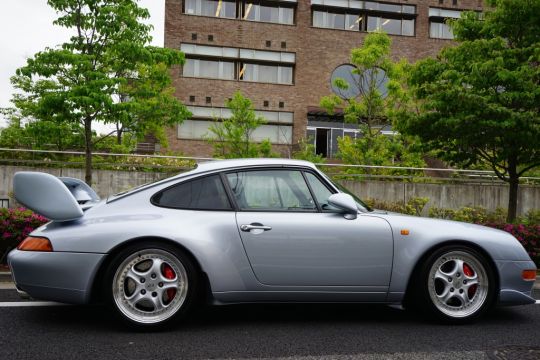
1, 165, 539, 215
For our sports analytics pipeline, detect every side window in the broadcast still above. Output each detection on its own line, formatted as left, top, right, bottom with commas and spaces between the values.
226, 170, 316, 211
152, 175, 232, 210
304, 172, 337, 211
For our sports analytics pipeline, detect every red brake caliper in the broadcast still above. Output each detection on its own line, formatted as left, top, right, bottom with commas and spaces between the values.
162, 264, 177, 303
463, 263, 477, 299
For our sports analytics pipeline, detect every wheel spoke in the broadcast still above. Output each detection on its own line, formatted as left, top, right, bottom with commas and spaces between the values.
149, 258, 164, 277
438, 287, 454, 304
434, 268, 449, 282
126, 291, 146, 306
451, 259, 464, 277
150, 294, 165, 312
126, 267, 144, 283
455, 290, 469, 306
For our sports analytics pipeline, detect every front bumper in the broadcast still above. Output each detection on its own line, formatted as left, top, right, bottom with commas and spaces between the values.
7, 249, 106, 304
496, 260, 537, 306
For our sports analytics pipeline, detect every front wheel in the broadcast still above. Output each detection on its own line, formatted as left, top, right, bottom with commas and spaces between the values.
418, 245, 496, 323
105, 242, 199, 329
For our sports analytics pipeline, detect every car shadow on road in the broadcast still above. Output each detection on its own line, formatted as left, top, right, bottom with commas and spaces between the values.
19, 301, 533, 333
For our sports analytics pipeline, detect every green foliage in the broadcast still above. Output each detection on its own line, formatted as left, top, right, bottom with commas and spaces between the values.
292, 137, 325, 164
207, 91, 276, 158
0, 208, 48, 264
319, 32, 424, 170
397, 0, 540, 221
428, 206, 508, 224
2, 0, 189, 184
0, 118, 85, 150
320, 32, 411, 139
517, 210, 540, 226
364, 197, 429, 216
337, 134, 425, 177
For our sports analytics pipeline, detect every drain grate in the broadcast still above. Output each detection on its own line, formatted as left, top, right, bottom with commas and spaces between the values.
490, 346, 540, 360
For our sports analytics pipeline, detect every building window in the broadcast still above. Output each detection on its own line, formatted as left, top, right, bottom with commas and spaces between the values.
181, 44, 295, 84
313, 10, 364, 31
312, 2, 415, 35
183, 58, 235, 80
239, 63, 293, 85
430, 21, 454, 39
178, 106, 293, 144
243, 1, 295, 25
185, 0, 237, 18
428, 7, 461, 39
185, 0, 296, 25
367, 16, 414, 36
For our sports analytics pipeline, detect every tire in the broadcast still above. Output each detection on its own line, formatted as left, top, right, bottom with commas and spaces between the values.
415, 245, 496, 324
104, 241, 199, 329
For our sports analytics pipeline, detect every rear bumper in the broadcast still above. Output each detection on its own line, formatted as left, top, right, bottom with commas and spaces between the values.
7, 249, 106, 304
496, 259, 537, 306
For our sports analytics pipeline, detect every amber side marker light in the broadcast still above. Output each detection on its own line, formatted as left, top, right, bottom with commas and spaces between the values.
400, 229, 410, 236
522, 270, 537, 281
17, 237, 53, 252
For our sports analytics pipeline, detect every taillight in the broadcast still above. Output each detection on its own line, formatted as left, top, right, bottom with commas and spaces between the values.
17, 237, 53, 252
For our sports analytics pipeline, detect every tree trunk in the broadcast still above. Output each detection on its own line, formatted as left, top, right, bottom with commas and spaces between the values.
84, 119, 93, 186
506, 158, 519, 223
117, 129, 123, 145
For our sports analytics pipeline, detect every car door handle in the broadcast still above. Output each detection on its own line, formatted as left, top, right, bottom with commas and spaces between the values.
240, 224, 272, 232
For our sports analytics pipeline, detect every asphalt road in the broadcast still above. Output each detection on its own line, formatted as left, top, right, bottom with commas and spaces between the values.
0, 287, 539, 360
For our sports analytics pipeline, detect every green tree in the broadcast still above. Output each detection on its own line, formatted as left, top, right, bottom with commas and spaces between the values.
396, 0, 540, 221
112, 62, 191, 147
208, 91, 274, 158
0, 115, 85, 151
320, 32, 410, 139
292, 137, 325, 164
319, 32, 424, 170
337, 134, 425, 177
3, 0, 189, 185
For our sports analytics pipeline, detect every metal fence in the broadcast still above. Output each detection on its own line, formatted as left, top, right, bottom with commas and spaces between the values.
0, 147, 539, 185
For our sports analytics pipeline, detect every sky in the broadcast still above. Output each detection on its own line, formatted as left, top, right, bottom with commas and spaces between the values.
0, 0, 165, 134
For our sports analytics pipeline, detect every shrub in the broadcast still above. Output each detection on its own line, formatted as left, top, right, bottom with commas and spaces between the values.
364, 197, 429, 216
428, 206, 507, 224
0, 208, 48, 264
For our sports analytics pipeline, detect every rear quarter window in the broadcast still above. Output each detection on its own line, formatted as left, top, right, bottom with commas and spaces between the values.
151, 175, 232, 210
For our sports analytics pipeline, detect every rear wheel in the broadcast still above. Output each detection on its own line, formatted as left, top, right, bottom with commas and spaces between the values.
416, 245, 496, 323
105, 242, 198, 329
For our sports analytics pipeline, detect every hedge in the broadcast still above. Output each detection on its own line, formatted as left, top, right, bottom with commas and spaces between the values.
0, 208, 48, 264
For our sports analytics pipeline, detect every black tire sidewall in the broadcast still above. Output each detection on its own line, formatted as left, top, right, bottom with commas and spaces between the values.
104, 241, 199, 330
418, 245, 497, 324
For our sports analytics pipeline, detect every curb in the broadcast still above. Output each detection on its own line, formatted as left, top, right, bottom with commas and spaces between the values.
0, 272, 13, 283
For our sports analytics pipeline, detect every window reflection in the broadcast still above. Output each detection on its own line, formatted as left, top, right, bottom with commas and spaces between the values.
185, 0, 295, 25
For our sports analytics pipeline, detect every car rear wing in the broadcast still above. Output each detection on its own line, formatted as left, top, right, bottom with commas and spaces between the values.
13, 172, 100, 222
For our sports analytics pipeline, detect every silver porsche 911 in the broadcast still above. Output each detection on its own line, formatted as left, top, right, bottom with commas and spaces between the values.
8, 159, 537, 328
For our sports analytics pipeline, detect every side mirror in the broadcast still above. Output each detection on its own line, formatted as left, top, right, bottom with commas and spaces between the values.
327, 193, 358, 220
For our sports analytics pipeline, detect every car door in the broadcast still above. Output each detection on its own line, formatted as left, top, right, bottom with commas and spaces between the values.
224, 168, 393, 289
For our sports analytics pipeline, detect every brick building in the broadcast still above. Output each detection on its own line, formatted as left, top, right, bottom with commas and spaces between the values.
164, 0, 481, 158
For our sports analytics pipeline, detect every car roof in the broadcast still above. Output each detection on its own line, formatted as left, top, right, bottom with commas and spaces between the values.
192, 158, 317, 174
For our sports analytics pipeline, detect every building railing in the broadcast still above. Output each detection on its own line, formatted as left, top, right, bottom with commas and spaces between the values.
0, 148, 539, 185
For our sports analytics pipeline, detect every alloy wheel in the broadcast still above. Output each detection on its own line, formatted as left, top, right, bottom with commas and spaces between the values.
112, 249, 189, 324
427, 250, 489, 318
